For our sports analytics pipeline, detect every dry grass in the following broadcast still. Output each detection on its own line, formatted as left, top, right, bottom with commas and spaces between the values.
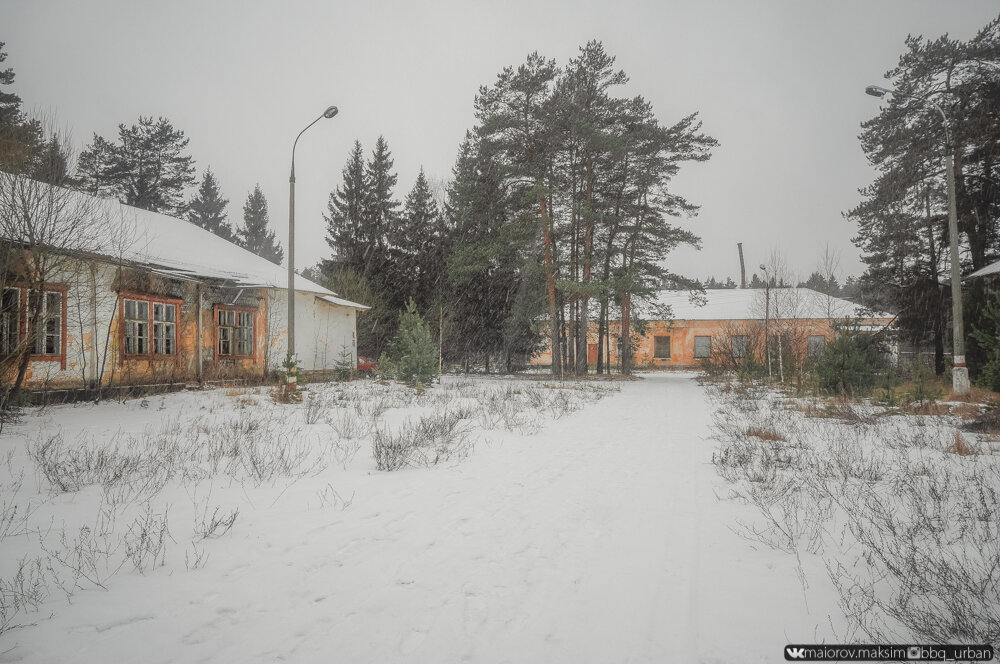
945, 431, 975, 456
745, 426, 787, 442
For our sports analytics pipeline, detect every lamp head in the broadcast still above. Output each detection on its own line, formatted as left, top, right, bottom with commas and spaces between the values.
323, 106, 339, 119
759, 264, 767, 271
865, 85, 889, 98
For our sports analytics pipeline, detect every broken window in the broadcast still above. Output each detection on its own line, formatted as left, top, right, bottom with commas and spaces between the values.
32, 290, 62, 356
152, 302, 177, 355
694, 335, 711, 358
124, 297, 177, 356
1, 288, 19, 355
217, 308, 253, 357
653, 335, 671, 359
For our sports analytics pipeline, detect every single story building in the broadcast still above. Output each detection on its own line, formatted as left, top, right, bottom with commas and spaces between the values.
534, 287, 893, 370
1, 178, 367, 392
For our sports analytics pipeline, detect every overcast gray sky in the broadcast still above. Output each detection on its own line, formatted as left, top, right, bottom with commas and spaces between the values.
3, 0, 998, 285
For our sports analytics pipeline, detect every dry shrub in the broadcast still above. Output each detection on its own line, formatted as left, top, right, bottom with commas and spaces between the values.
945, 431, 975, 456
746, 426, 787, 442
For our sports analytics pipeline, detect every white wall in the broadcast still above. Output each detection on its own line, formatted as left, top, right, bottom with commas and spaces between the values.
265, 290, 359, 372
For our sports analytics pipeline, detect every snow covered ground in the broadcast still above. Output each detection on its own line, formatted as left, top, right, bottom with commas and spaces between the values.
1, 373, 854, 663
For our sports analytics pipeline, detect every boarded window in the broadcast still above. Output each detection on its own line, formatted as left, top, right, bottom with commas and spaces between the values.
808, 335, 826, 358
218, 308, 254, 357
33, 291, 62, 356
731, 335, 748, 358
653, 335, 671, 359
694, 335, 711, 358
1, 288, 19, 355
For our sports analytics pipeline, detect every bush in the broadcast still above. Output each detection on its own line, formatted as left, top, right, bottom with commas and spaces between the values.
379, 298, 438, 387
813, 327, 888, 396
970, 290, 1000, 392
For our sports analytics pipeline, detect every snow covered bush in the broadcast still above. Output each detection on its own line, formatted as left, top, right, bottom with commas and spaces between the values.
708, 380, 1000, 645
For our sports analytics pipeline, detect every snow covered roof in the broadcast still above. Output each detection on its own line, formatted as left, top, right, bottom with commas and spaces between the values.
6, 179, 367, 309
967, 259, 1000, 280
318, 294, 369, 311
643, 288, 889, 321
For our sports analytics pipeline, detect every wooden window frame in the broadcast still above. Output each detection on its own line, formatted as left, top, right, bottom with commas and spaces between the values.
1, 287, 20, 357
213, 304, 257, 362
807, 334, 826, 359
653, 335, 671, 359
731, 335, 749, 359
694, 335, 712, 359
0, 283, 69, 369
119, 293, 182, 362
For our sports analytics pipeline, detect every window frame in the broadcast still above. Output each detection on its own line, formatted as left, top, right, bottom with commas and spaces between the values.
0, 283, 68, 369
653, 335, 671, 359
119, 293, 182, 361
731, 335, 749, 359
214, 304, 256, 361
1, 287, 20, 357
694, 335, 712, 359
808, 334, 827, 359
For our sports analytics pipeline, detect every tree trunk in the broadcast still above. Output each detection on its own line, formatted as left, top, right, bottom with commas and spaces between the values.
542, 192, 560, 376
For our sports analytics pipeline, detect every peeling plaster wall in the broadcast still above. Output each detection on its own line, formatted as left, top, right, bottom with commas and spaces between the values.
14, 257, 360, 390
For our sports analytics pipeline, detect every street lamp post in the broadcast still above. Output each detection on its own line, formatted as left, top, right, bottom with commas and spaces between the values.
761, 264, 772, 380
864, 85, 969, 394
287, 105, 338, 384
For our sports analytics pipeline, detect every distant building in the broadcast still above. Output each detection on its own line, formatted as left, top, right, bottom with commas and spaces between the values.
1, 181, 367, 392
533, 288, 893, 370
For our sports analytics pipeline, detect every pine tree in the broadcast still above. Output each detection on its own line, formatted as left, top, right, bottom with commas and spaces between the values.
238, 185, 283, 264
0, 43, 65, 182
79, 116, 196, 216
188, 168, 233, 241
848, 16, 1000, 375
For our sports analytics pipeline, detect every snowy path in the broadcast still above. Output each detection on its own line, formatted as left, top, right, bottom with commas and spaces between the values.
4, 374, 830, 663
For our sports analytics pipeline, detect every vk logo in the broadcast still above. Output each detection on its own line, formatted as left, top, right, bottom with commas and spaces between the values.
786, 647, 807, 659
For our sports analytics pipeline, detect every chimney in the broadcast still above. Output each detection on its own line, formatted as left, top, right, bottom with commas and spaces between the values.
737, 243, 746, 289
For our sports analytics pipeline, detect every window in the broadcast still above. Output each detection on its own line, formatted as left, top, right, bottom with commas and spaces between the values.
152, 302, 176, 355
694, 335, 711, 359
653, 335, 671, 359
124, 299, 149, 354
33, 291, 62, 356
123, 297, 178, 356
731, 335, 748, 358
217, 308, 254, 357
808, 335, 826, 358
1, 288, 18, 355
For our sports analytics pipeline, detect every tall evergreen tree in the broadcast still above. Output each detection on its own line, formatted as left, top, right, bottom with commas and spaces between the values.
78, 116, 196, 216
364, 135, 401, 272
0, 42, 67, 183
238, 184, 283, 264
324, 140, 367, 272
848, 15, 1000, 375
398, 167, 440, 311
188, 168, 233, 240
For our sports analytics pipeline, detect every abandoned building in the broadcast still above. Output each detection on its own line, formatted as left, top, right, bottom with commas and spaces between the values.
534, 287, 894, 370
1, 180, 367, 393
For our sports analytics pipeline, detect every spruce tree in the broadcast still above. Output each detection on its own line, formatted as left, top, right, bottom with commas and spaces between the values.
324, 140, 367, 273
238, 184, 283, 264
363, 135, 400, 271
188, 168, 233, 240
398, 167, 440, 310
